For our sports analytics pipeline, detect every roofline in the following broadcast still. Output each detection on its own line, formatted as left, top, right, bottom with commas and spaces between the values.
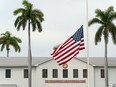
0, 66, 36, 68
75, 57, 94, 66
38, 58, 53, 66
94, 66, 116, 68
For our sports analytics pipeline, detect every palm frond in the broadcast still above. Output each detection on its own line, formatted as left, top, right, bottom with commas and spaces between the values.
105, 6, 114, 22
32, 10, 44, 22
95, 25, 104, 45
12, 37, 22, 43
31, 23, 36, 32
33, 9, 44, 16
14, 0, 44, 35
14, 16, 22, 27
23, 0, 33, 11
22, 18, 27, 30
95, 9, 104, 17
105, 6, 114, 15
108, 12, 116, 21
1, 43, 5, 51
6, 40, 10, 50
88, 18, 103, 26
17, 20, 24, 31
17, 45, 21, 52
10, 41, 20, 52
32, 9, 44, 17
36, 20, 42, 32
13, 8, 25, 15
30, 16, 36, 31
89, 6, 116, 46
95, 9, 108, 22
108, 23, 116, 44
0, 31, 22, 55
22, 0, 29, 8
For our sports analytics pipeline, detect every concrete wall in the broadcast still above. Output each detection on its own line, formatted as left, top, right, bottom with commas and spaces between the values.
0, 58, 95, 87
36, 58, 94, 87
94, 67, 116, 87
0, 67, 36, 87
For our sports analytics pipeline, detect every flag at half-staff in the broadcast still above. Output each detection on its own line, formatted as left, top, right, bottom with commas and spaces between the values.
51, 25, 85, 65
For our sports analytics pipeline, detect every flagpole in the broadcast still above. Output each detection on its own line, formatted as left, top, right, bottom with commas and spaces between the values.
85, 0, 90, 87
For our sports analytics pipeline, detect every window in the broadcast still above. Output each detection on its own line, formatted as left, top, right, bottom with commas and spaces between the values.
63, 69, 68, 78
24, 69, 28, 78
83, 69, 87, 78
101, 69, 104, 78
5, 69, 11, 78
42, 69, 48, 78
53, 69, 58, 78
73, 69, 78, 78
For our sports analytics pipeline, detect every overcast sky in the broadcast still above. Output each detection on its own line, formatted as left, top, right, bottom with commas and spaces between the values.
0, 0, 116, 57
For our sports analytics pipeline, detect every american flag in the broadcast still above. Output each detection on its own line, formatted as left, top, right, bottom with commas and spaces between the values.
51, 25, 85, 65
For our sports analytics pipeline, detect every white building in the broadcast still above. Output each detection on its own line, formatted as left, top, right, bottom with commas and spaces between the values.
0, 57, 116, 87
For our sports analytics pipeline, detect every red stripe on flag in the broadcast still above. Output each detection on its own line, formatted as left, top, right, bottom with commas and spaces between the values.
59, 51, 79, 65
54, 41, 81, 60
57, 47, 80, 63
53, 41, 76, 59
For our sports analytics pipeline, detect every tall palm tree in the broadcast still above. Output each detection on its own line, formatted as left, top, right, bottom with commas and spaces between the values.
13, 0, 44, 87
0, 31, 22, 57
88, 6, 116, 87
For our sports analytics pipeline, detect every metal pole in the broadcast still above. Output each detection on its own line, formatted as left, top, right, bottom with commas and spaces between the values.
86, 0, 90, 87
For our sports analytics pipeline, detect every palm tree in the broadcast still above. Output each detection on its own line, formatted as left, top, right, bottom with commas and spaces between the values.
0, 31, 22, 57
88, 6, 116, 87
13, 0, 44, 87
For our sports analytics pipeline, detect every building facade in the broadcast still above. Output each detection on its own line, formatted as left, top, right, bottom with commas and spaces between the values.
0, 57, 115, 87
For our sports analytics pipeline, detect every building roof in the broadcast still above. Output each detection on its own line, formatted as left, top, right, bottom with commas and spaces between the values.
0, 57, 116, 67
0, 57, 51, 67
77, 57, 116, 67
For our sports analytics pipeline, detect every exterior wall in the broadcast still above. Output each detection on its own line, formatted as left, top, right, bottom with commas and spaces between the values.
1, 58, 116, 87
94, 67, 104, 87
0, 58, 95, 87
94, 67, 116, 87
36, 59, 94, 87
0, 67, 36, 87
109, 68, 116, 85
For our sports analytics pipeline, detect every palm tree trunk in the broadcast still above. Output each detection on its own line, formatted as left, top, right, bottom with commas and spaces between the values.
7, 49, 9, 57
28, 20, 32, 87
104, 40, 108, 87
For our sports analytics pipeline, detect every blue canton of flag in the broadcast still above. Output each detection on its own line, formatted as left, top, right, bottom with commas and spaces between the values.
51, 25, 85, 65
71, 26, 84, 42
